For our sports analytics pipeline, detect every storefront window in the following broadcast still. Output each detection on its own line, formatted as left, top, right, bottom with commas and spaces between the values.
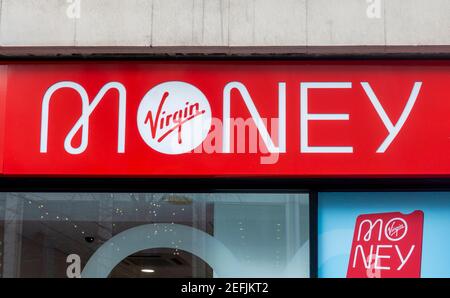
318, 192, 450, 278
0, 192, 309, 278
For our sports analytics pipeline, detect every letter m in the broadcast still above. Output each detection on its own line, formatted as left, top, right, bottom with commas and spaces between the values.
40, 81, 126, 154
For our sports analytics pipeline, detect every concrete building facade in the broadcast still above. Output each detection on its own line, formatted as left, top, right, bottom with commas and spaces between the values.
0, 0, 449, 280
0, 0, 448, 56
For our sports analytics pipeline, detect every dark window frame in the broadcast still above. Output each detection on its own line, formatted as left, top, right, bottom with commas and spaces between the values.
0, 177, 313, 278
2, 177, 450, 278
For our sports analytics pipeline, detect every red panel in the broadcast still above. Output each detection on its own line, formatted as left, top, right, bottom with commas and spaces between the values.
347, 210, 424, 278
1, 60, 450, 177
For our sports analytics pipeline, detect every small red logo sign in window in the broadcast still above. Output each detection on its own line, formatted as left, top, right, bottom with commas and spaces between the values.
347, 210, 424, 278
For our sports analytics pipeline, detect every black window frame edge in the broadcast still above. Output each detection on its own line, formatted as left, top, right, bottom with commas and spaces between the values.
2, 177, 450, 278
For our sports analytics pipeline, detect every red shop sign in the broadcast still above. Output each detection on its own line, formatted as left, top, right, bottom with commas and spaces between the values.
347, 210, 424, 278
0, 60, 449, 177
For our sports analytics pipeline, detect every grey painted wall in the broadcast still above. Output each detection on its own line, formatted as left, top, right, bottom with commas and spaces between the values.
0, 0, 449, 55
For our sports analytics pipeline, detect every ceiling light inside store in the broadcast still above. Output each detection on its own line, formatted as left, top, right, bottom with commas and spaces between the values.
141, 269, 155, 273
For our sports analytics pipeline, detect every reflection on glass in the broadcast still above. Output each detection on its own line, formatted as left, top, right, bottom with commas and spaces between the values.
0, 192, 309, 278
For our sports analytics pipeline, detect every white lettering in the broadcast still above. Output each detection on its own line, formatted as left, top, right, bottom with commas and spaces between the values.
357, 219, 383, 241
66, 254, 81, 278
222, 82, 286, 154
66, 0, 81, 19
396, 245, 415, 270
300, 82, 353, 153
361, 82, 422, 153
40, 81, 126, 154
352, 245, 374, 269
366, 0, 382, 19
374, 245, 391, 270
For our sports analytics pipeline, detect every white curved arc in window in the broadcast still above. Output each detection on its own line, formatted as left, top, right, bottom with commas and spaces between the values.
81, 223, 240, 278
40, 81, 126, 154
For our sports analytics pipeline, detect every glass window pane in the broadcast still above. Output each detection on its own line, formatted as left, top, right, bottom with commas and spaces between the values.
318, 192, 450, 278
0, 192, 309, 278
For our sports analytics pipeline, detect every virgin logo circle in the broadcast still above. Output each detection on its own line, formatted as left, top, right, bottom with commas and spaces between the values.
385, 217, 408, 241
137, 81, 212, 154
